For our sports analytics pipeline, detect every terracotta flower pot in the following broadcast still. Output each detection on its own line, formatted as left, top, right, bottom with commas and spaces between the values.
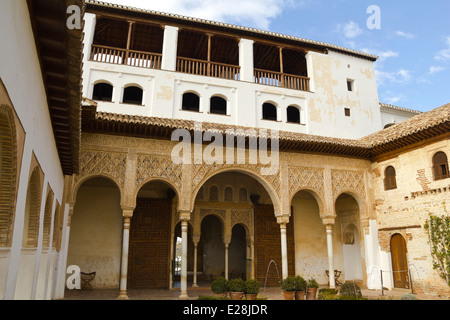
214, 292, 228, 298
245, 293, 258, 301
306, 288, 318, 300
295, 290, 305, 300
229, 292, 244, 300
282, 291, 295, 300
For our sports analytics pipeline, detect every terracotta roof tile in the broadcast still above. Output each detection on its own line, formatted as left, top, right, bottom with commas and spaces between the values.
84, 103, 449, 158
94, 111, 370, 148
361, 103, 450, 147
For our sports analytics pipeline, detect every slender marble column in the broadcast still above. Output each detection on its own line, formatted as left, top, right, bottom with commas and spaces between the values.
326, 225, 336, 289
280, 223, 288, 280
192, 236, 200, 287
118, 208, 134, 300
225, 243, 229, 280
179, 218, 190, 300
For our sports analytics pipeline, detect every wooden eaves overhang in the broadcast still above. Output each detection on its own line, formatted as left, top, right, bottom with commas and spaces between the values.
362, 103, 450, 161
81, 102, 450, 161
27, 0, 85, 175
85, 0, 378, 62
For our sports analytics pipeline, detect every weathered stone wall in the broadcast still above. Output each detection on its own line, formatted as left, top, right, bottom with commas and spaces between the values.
372, 139, 450, 297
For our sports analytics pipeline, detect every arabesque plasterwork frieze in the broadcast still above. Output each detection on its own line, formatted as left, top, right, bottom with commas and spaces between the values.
76, 150, 127, 188
288, 166, 325, 198
135, 154, 183, 191
331, 169, 366, 200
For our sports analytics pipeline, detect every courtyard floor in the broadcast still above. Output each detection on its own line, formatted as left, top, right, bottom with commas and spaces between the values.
62, 286, 449, 301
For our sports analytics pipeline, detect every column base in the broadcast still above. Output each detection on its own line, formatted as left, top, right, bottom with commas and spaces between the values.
179, 291, 189, 300
192, 284, 199, 288
117, 291, 129, 300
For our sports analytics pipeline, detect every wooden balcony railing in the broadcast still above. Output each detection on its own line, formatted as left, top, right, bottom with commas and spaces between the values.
254, 69, 310, 91
91, 45, 162, 70
177, 57, 240, 81
90, 46, 310, 92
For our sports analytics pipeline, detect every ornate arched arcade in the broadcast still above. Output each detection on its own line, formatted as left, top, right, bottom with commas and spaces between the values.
65, 131, 373, 299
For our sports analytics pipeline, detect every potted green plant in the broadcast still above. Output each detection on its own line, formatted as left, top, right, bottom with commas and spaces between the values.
306, 278, 319, 300
211, 277, 229, 298
294, 276, 307, 300
228, 278, 245, 300
244, 279, 260, 300
280, 277, 297, 300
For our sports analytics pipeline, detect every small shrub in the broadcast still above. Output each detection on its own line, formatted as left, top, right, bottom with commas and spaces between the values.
294, 276, 307, 291
319, 288, 338, 295
318, 292, 339, 300
198, 295, 230, 300
244, 279, 260, 294
281, 277, 297, 292
211, 277, 229, 294
307, 278, 319, 289
339, 282, 362, 298
228, 278, 245, 292
401, 293, 418, 300
338, 295, 368, 300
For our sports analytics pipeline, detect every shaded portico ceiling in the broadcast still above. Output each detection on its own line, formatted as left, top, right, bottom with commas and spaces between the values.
27, 0, 84, 175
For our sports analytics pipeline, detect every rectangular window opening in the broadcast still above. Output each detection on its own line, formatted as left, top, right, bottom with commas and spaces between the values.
347, 79, 354, 92
345, 108, 351, 117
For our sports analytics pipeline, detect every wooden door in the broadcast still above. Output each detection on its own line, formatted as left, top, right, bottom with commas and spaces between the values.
390, 234, 409, 289
254, 204, 295, 287
128, 198, 172, 289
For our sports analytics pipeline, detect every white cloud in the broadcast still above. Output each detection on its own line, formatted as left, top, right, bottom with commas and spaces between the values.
395, 31, 415, 39
380, 90, 406, 105
435, 36, 450, 61
375, 68, 411, 87
429, 66, 445, 74
361, 49, 399, 63
384, 94, 405, 105
336, 21, 363, 39
104, 0, 293, 30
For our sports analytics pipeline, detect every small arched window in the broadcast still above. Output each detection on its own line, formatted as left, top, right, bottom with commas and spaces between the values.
224, 187, 233, 202
262, 102, 277, 121
42, 190, 54, 249
384, 166, 397, 191
239, 187, 248, 203
209, 186, 219, 201
287, 106, 301, 124
92, 82, 113, 102
210, 96, 227, 115
182, 92, 200, 112
123, 86, 143, 105
23, 167, 43, 248
433, 151, 449, 181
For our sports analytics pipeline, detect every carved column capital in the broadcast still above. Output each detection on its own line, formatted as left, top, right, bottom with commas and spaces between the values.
276, 215, 290, 225
321, 215, 336, 227
178, 210, 192, 222
223, 234, 232, 246
192, 234, 201, 245
122, 207, 135, 219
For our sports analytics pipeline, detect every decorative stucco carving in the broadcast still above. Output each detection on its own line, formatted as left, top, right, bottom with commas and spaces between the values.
135, 154, 182, 192
331, 169, 366, 200
76, 150, 128, 188
192, 163, 281, 199
231, 209, 252, 230
288, 166, 325, 199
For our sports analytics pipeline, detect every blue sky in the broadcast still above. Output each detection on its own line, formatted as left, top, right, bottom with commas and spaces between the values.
105, 0, 450, 112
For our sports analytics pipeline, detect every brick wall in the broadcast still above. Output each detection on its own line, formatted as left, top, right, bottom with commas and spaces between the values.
371, 138, 450, 297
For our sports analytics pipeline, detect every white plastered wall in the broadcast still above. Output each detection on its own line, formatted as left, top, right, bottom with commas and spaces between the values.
82, 13, 383, 140
0, 0, 67, 300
